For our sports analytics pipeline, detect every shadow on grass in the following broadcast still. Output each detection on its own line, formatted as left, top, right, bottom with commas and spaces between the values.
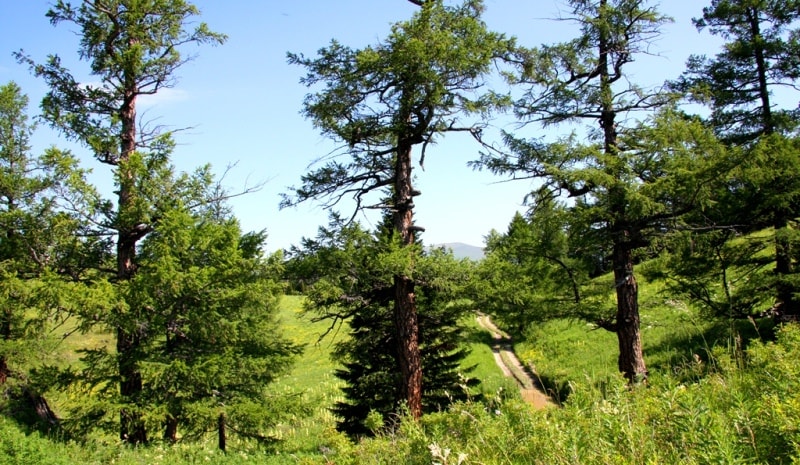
463, 324, 498, 346
647, 316, 776, 379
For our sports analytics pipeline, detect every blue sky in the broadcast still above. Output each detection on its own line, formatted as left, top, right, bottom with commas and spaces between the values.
0, 1, 721, 252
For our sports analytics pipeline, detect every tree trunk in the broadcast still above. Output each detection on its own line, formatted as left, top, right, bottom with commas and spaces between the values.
0, 313, 9, 384
164, 415, 178, 443
116, 91, 147, 444
23, 387, 59, 427
774, 214, 798, 319
218, 412, 227, 452
748, 8, 773, 136
394, 275, 422, 418
612, 242, 647, 383
392, 139, 423, 420
0, 356, 8, 385
747, 11, 798, 320
597, 1, 646, 383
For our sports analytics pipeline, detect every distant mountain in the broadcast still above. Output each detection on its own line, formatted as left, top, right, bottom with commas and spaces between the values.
429, 242, 485, 260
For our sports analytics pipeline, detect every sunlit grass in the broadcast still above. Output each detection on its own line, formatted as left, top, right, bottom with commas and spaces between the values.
460, 314, 519, 398
8, 261, 792, 465
263, 295, 346, 453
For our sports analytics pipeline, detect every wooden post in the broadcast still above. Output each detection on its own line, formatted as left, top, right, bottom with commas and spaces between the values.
217, 412, 226, 452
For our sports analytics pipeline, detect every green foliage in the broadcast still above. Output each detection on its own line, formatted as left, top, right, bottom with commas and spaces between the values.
473, 0, 730, 382
675, 0, 800, 142
470, 201, 590, 334
284, 0, 512, 210
0, 81, 108, 431
345, 324, 800, 465
61, 205, 302, 442
505, 0, 672, 122
643, 229, 776, 319
17, 0, 226, 162
672, 0, 800, 320
1, 253, 799, 464
288, 217, 478, 437
18, 0, 231, 444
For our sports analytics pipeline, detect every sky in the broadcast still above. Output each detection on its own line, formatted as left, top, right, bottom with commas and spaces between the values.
0, 1, 723, 252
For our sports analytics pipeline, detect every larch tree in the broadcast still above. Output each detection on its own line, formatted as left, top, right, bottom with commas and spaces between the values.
284, 0, 510, 418
674, 0, 800, 320
16, 0, 225, 444
474, 0, 726, 383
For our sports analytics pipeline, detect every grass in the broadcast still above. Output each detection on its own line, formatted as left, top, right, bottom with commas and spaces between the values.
3, 266, 798, 464
262, 295, 346, 454
460, 315, 520, 399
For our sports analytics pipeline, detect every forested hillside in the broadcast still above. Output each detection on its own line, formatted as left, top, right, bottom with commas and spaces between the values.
1, 0, 799, 463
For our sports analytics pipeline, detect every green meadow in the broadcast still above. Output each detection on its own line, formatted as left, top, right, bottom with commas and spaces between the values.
3, 271, 800, 464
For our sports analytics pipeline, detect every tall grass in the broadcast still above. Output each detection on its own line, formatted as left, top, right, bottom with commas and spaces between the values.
347, 324, 800, 464
2, 289, 799, 464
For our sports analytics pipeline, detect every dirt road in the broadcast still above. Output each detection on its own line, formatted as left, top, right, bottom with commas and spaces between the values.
475, 314, 551, 409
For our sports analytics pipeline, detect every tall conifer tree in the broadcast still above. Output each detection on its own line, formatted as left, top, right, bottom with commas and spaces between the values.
17, 0, 225, 443
285, 0, 510, 417
475, 0, 725, 382
675, 0, 800, 319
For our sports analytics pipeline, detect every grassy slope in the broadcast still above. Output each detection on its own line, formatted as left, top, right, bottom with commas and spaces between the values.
4, 265, 793, 464
267, 296, 517, 456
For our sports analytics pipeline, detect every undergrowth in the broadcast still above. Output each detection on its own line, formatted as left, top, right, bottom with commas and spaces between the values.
2, 295, 799, 464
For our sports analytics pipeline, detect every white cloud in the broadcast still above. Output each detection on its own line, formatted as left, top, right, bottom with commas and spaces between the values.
139, 87, 189, 108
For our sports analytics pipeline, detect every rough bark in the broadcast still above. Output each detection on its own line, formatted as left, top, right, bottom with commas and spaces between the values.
392, 138, 423, 420
598, 0, 647, 382
612, 241, 647, 382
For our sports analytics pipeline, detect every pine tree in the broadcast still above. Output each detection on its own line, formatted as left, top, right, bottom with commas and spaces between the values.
674, 0, 800, 319
474, 0, 726, 382
286, 216, 476, 437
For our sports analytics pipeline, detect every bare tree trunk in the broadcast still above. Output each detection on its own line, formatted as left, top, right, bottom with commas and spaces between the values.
164, 415, 178, 443
218, 412, 227, 452
24, 387, 59, 427
612, 242, 647, 383
394, 275, 422, 418
392, 139, 423, 419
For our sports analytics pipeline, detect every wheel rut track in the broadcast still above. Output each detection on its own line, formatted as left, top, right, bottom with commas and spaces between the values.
475, 314, 552, 409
